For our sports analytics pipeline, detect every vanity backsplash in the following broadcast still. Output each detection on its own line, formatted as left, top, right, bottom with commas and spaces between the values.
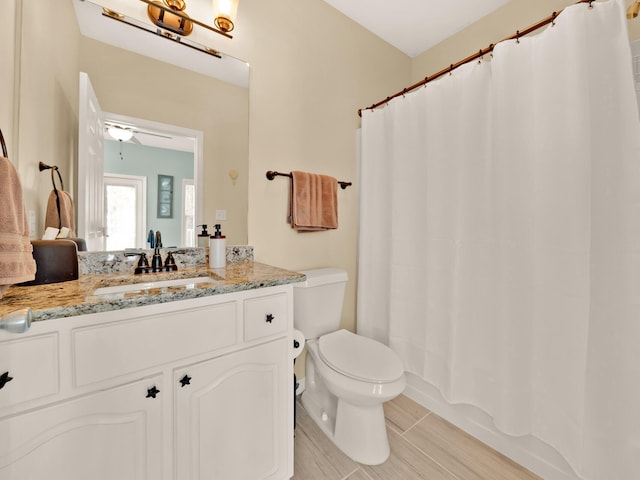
78, 246, 254, 275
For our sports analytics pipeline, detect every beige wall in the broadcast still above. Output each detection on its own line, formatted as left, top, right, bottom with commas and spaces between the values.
78, 39, 250, 245
227, 0, 411, 334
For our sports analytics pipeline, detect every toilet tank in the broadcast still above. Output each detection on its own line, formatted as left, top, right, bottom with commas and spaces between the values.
293, 268, 348, 339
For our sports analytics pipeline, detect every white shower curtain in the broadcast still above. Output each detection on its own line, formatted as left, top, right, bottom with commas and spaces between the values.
358, 1, 640, 478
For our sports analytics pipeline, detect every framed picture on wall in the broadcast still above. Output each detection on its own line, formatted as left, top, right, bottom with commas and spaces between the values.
157, 174, 173, 218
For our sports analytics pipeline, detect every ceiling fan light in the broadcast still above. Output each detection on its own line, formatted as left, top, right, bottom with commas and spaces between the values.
108, 126, 134, 142
213, 0, 239, 33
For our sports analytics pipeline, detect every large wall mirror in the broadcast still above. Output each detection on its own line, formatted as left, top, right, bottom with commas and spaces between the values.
73, 0, 249, 251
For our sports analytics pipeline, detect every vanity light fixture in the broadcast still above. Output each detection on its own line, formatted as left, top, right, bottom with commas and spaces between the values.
146, 0, 194, 36
107, 126, 134, 142
213, 0, 239, 33
629, 0, 640, 18
137, 0, 237, 38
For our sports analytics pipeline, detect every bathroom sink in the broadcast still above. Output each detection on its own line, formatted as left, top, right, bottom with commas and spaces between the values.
93, 276, 218, 296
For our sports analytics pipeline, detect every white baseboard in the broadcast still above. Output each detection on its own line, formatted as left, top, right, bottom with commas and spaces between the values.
403, 373, 582, 480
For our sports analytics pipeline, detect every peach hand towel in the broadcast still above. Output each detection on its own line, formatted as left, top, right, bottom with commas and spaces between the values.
45, 188, 76, 237
290, 171, 338, 231
0, 155, 36, 297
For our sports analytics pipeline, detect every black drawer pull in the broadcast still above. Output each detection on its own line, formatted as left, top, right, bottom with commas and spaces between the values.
146, 386, 160, 399
265, 313, 274, 324
179, 374, 192, 387
0, 372, 13, 390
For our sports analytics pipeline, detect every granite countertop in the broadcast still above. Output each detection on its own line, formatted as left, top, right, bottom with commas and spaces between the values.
0, 261, 305, 322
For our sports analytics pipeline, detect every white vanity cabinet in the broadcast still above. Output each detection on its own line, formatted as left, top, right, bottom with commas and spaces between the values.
0, 284, 295, 480
175, 338, 289, 480
0, 375, 164, 479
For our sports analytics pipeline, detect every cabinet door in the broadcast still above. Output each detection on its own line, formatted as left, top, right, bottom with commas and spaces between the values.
0, 376, 163, 480
175, 338, 291, 480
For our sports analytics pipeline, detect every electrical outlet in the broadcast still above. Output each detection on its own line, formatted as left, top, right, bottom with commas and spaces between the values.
216, 209, 227, 221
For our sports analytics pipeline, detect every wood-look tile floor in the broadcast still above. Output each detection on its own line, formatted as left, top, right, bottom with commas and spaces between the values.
292, 394, 541, 480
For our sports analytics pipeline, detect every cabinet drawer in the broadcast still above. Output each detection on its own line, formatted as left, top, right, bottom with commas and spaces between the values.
0, 333, 59, 410
73, 301, 238, 387
244, 293, 287, 341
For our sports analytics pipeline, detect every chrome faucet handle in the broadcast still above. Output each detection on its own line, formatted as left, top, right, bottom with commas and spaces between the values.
0, 308, 32, 334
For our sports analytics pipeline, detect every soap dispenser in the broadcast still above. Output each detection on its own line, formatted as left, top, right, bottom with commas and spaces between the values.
209, 224, 226, 269
197, 224, 209, 248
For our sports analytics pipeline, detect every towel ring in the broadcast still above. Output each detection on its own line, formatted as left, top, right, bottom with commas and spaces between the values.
39, 161, 64, 192
39, 161, 65, 230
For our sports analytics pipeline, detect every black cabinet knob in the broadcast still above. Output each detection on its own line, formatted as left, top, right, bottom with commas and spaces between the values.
146, 386, 160, 398
0, 372, 13, 390
179, 374, 192, 387
265, 313, 274, 324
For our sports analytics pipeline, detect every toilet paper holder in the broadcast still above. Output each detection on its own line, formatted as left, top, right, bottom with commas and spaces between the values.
292, 329, 305, 359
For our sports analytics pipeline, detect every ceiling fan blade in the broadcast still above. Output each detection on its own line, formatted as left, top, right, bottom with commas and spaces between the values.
104, 121, 172, 140
132, 130, 173, 139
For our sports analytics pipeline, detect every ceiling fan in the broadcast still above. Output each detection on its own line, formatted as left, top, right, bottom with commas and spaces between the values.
104, 121, 173, 144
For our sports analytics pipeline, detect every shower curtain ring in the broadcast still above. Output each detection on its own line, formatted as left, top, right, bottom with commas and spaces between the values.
516, 30, 520, 44
588, 0, 593, 8
449, 64, 454, 76
477, 49, 483, 64
551, 11, 557, 26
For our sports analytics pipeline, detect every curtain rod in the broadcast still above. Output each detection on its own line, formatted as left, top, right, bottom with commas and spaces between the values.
358, 0, 595, 117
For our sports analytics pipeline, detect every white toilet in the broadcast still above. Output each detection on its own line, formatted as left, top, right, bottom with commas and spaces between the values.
294, 268, 406, 465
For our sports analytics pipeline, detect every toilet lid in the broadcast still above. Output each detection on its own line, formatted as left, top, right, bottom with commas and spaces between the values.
318, 330, 404, 383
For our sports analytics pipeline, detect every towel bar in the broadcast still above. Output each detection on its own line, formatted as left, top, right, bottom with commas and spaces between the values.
266, 170, 352, 190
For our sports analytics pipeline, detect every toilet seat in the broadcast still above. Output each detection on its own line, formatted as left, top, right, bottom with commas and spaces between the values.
318, 329, 404, 383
